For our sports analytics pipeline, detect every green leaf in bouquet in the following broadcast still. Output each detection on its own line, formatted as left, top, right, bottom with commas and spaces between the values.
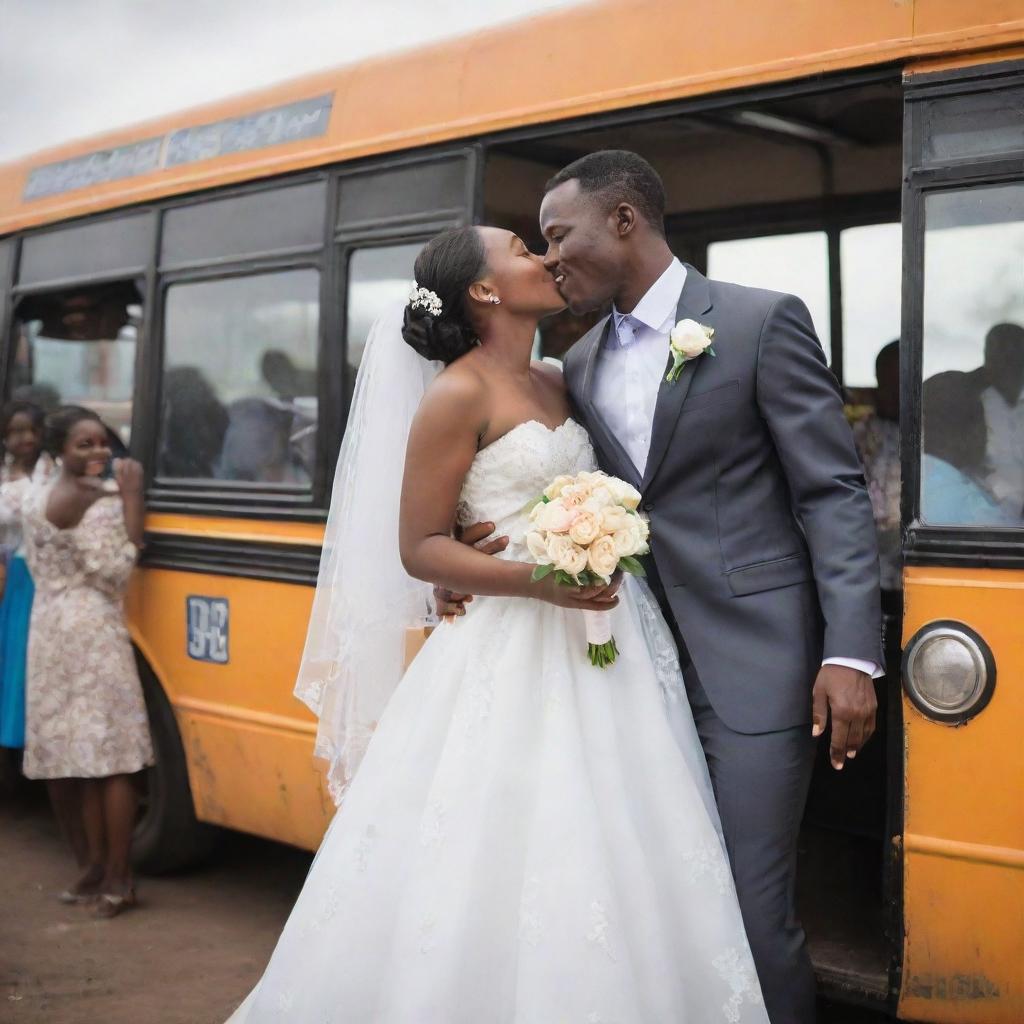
531, 563, 555, 581
618, 555, 647, 577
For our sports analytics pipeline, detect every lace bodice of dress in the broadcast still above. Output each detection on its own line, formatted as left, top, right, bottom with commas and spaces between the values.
457, 419, 596, 559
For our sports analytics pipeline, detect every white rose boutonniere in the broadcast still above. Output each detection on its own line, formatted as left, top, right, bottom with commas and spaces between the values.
667, 319, 716, 383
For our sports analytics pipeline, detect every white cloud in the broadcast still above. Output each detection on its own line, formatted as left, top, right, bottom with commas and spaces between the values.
0, 0, 586, 163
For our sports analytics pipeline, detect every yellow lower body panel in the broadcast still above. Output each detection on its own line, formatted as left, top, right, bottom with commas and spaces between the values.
899, 566, 1024, 1023
177, 704, 334, 849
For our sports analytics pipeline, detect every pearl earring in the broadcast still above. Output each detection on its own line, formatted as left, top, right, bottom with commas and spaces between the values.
489, 296, 501, 305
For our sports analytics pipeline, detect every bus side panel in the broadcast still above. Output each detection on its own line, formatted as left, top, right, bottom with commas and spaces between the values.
899, 567, 1024, 1023
125, 565, 334, 850
177, 710, 333, 849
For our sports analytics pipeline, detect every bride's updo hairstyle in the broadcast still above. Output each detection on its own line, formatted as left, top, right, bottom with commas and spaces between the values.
402, 227, 487, 365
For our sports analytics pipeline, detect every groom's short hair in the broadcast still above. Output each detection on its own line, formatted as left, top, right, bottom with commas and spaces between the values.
545, 150, 666, 237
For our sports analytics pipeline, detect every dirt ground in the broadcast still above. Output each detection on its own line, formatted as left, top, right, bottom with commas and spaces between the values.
1, 783, 894, 1024
1, 784, 310, 1024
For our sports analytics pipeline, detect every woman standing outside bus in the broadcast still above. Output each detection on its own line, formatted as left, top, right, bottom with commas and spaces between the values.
0, 401, 49, 759
22, 406, 153, 917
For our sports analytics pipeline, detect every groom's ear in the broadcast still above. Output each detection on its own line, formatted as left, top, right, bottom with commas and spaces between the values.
614, 202, 638, 239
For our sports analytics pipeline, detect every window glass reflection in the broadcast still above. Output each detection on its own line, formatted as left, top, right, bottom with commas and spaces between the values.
346, 243, 421, 375
840, 223, 901, 388
921, 184, 1024, 527
839, 222, 903, 586
708, 232, 831, 361
160, 269, 319, 486
12, 282, 140, 444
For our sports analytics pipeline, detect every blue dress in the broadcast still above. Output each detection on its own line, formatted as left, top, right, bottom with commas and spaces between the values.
921, 455, 1021, 527
0, 475, 36, 749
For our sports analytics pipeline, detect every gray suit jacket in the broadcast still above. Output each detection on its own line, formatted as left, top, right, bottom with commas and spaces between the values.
564, 265, 883, 734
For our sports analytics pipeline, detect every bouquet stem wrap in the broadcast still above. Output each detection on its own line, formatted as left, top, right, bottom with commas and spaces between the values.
582, 609, 619, 668
525, 469, 650, 670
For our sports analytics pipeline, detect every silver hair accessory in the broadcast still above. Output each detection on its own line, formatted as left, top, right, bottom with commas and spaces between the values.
409, 285, 443, 316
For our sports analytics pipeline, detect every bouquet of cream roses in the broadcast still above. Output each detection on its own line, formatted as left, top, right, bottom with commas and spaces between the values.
525, 470, 650, 667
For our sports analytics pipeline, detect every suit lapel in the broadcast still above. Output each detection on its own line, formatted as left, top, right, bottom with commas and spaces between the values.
576, 316, 643, 489
641, 266, 714, 491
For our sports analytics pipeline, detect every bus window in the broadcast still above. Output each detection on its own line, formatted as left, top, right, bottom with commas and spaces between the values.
840, 222, 901, 388
160, 182, 326, 270
840, 222, 902, 591
920, 183, 1024, 528
158, 269, 320, 485
707, 231, 831, 361
345, 243, 420, 376
11, 281, 140, 443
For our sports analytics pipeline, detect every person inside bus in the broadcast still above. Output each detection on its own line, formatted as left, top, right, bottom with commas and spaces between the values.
159, 365, 229, 479
921, 370, 1019, 526
967, 322, 1024, 519
260, 349, 317, 479
218, 395, 306, 484
0, 402, 50, 770
20, 406, 154, 918
260, 349, 317, 402
851, 340, 900, 594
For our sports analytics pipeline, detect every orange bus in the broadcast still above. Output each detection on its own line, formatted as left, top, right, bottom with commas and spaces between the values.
1, 2, 1022, 1019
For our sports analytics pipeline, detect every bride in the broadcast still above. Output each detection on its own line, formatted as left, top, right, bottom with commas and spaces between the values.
227, 226, 767, 1023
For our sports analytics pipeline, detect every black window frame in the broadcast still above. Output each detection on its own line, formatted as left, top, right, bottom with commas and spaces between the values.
1, 66, 906, 523
150, 257, 326, 510
141, 171, 331, 518
0, 239, 16, 387
3, 205, 156, 454
672, 192, 900, 388
900, 58, 1024, 569
479, 64, 903, 391
330, 147, 480, 478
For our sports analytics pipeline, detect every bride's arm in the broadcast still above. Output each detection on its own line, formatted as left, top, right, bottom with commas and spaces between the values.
399, 372, 615, 610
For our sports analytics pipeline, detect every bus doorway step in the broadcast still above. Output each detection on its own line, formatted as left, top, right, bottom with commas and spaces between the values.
799, 824, 892, 1009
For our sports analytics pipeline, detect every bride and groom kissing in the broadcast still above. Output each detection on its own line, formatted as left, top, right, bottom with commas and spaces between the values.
229, 150, 882, 1024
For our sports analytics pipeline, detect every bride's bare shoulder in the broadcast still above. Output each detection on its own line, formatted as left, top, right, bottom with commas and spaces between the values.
416, 359, 489, 433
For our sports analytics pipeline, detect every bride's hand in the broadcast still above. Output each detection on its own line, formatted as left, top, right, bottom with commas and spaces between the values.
534, 573, 621, 612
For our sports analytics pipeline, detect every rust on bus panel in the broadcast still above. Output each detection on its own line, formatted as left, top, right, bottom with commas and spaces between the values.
905, 973, 1001, 1002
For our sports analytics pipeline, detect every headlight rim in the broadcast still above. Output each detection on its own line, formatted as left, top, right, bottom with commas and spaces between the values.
901, 619, 996, 725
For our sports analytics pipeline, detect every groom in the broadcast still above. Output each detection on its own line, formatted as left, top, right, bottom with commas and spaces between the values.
444, 150, 882, 1024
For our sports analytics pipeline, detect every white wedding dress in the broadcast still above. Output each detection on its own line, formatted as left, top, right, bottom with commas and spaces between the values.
228, 419, 767, 1024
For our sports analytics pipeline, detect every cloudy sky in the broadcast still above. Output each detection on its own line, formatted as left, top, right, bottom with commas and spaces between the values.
0, 0, 584, 163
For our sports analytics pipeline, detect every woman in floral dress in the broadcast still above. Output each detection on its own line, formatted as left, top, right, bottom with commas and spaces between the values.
22, 406, 153, 917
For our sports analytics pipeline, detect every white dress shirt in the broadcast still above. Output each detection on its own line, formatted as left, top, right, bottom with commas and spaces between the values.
981, 384, 1024, 515
592, 258, 687, 477
590, 257, 882, 680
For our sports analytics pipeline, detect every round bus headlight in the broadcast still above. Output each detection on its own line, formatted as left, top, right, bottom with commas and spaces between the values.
901, 621, 995, 724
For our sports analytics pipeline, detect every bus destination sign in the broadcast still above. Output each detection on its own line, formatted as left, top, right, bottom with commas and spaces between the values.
24, 94, 334, 200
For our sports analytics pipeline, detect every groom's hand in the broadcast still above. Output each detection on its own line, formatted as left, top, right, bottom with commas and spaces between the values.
811, 664, 877, 770
567, 570, 624, 605
433, 521, 510, 620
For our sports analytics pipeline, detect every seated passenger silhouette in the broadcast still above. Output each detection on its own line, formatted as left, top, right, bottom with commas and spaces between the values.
922, 369, 1019, 526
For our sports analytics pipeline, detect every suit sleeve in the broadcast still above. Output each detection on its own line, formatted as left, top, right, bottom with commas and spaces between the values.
755, 293, 883, 667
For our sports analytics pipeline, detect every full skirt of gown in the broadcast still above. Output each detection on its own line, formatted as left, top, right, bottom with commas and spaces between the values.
227, 578, 767, 1024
